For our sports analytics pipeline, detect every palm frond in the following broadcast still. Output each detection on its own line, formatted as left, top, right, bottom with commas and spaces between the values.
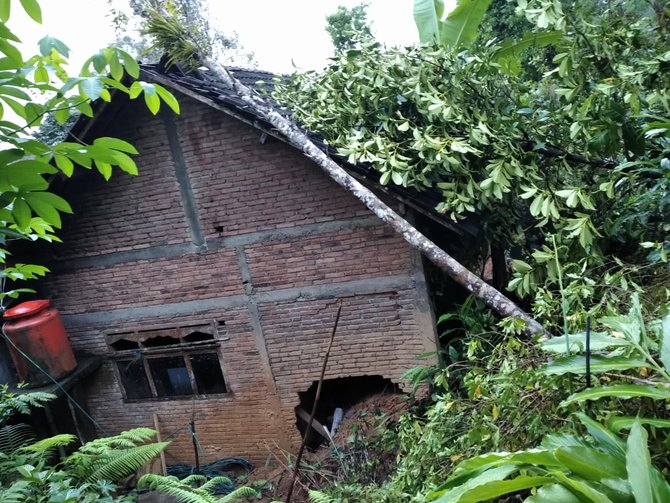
77, 427, 157, 454
0, 391, 55, 424
181, 473, 208, 486
84, 441, 169, 483
220, 486, 259, 502
142, 8, 201, 70
138, 473, 219, 503
20, 434, 76, 453
199, 475, 234, 493
0, 424, 35, 454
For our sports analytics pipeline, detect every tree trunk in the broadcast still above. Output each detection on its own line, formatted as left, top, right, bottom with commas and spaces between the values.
200, 55, 545, 336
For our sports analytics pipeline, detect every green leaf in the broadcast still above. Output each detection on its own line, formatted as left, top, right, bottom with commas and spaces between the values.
561, 385, 670, 407
511, 259, 532, 273
554, 447, 626, 480
414, 0, 445, 44
0, 0, 10, 22
549, 471, 613, 503
541, 355, 649, 375
27, 191, 71, 213
660, 313, 670, 372
0, 38, 22, 63
7, 159, 57, 175
439, 0, 493, 48
493, 31, 563, 62
144, 92, 161, 113
84, 145, 124, 164
35, 66, 50, 84
12, 197, 30, 229
81, 50, 107, 75
111, 151, 138, 175
24, 193, 62, 227
453, 449, 559, 476
79, 77, 104, 101
19, 0, 41, 23
600, 315, 640, 344
129, 81, 143, 99
76, 100, 94, 117
93, 137, 139, 155
428, 465, 518, 502
626, 419, 653, 503
1, 95, 25, 118
155, 84, 180, 114
54, 155, 74, 176
456, 475, 552, 503
574, 413, 626, 457
95, 160, 112, 180
650, 469, 670, 503
608, 416, 670, 432
541, 433, 589, 450
0, 85, 31, 101
540, 332, 630, 354
84, 442, 169, 483
119, 49, 139, 78
53, 106, 70, 125
38, 36, 69, 57
109, 52, 123, 81
525, 484, 581, 503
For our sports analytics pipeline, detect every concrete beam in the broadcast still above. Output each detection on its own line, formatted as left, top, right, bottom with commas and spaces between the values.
61, 275, 412, 327
50, 216, 381, 272
234, 245, 278, 394
162, 109, 207, 252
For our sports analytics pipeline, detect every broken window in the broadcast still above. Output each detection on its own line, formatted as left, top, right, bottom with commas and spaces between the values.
108, 321, 228, 400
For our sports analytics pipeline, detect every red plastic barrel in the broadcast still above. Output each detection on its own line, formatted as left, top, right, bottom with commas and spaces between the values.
3, 299, 77, 387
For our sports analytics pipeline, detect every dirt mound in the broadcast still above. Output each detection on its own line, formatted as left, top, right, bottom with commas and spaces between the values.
251, 392, 410, 502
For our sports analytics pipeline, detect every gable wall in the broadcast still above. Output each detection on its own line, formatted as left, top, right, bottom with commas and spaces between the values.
39, 93, 436, 464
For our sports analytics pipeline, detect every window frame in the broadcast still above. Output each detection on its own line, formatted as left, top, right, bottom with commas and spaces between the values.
107, 320, 231, 402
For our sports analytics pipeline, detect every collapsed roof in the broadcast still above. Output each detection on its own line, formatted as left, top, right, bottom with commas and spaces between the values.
72, 61, 481, 238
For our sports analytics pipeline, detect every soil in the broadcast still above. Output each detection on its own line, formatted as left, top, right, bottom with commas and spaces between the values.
250, 392, 410, 503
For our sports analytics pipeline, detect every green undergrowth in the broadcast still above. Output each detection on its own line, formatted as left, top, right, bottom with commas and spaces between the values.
306, 289, 670, 502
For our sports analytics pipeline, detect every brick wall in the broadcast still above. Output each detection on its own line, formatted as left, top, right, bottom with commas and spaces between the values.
54, 105, 191, 259
175, 103, 370, 238
39, 91, 436, 464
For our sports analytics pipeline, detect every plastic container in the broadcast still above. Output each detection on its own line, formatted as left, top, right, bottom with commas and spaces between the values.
3, 299, 77, 387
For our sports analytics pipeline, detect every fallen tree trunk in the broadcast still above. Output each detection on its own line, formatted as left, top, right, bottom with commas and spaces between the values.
198, 55, 545, 336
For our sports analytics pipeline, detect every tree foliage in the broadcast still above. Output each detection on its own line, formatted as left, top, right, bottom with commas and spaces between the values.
268, 2, 670, 501
325, 3, 374, 52
0, 0, 178, 303
108, 0, 255, 67
275, 0, 670, 328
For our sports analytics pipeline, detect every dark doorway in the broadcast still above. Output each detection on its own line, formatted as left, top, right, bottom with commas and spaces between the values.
295, 375, 398, 450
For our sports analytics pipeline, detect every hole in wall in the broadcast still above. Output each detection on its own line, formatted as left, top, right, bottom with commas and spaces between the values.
295, 375, 398, 450
182, 331, 215, 343
110, 339, 140, 351
143, 335, 180, 348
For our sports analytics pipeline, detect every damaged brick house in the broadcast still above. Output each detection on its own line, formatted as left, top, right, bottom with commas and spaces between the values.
30, 64, 471, 465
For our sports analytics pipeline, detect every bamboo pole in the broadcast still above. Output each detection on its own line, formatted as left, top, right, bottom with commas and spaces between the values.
285, 301, 342, 503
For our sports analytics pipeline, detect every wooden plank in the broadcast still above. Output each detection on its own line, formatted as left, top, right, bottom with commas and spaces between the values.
295, 407, 331, 442
153, 413, 167, 475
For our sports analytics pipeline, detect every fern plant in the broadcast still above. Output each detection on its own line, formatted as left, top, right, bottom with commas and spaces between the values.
139, 473, 260, 502
0, 423, 35, 453
0, 385, 54, 424
64, 427, 169, 483
0, 387, 168, 502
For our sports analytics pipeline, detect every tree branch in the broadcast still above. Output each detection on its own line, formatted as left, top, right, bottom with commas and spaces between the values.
198, 53, 545, 336
519, 140, 617, 169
